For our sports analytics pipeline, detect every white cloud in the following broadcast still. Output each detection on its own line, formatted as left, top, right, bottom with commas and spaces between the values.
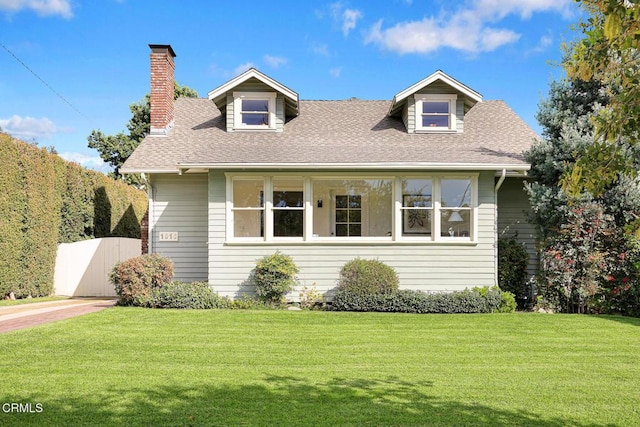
532, 33, 553, 53
0, 0, 73, 18
329, 67, 342, 78
365, 0, 572, 55
0, 115, 56, 140
310, 42, 330, 57
233, 62, 254, 76
263, 55, 287, 68
341, 8, 362, 36
474, 0, 575, 20
59, 152, 111, 173
330, 2, 362, 37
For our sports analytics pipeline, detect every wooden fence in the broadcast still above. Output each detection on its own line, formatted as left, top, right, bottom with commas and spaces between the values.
54, 238, 141, 297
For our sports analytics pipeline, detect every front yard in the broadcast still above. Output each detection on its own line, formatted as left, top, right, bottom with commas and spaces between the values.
1, 309, 638, 426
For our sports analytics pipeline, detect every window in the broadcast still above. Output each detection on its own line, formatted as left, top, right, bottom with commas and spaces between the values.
440, 179, 472, 238
401, 179, 432, 236
312, 179, 392, 238
415, 94, 457, 131
231, 179, 264, 238
273, 179, 304, 237
228, 175, 475, 242
233, 92, 276, 130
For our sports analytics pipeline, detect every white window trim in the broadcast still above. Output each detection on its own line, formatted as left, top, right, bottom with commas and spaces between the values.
233, 91, 276, 130
414, 94, 458, 132
226, 173, 478, 244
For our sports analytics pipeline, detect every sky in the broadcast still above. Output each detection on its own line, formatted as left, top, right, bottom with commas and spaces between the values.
0, 0, 582, 173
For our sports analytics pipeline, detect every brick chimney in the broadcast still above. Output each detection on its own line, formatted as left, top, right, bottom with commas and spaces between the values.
149, 44, 176, 136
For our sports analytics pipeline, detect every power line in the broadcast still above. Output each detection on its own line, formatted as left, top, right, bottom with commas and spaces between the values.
0, 41, 89, 120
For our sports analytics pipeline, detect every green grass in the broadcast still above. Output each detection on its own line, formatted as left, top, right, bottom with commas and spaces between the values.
0, 296, 69, 307
1, 309, 639, 426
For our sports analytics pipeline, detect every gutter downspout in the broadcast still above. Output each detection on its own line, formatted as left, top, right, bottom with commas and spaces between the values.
147, 180, 155, 255
494, 169, 507, 285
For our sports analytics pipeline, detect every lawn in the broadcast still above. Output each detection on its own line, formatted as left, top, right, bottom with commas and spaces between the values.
0, 309, 639, 426
0, 296, 69, 307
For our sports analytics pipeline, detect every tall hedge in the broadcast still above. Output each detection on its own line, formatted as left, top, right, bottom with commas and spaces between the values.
0, 133, 148, 297
0, 136, 24, 297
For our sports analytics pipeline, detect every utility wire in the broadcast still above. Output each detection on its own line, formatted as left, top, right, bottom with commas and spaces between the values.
1, 41, 89, 120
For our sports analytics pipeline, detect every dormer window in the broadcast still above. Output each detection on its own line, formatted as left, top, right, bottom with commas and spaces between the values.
234, 92, 276, 130
415, 94, 457, 132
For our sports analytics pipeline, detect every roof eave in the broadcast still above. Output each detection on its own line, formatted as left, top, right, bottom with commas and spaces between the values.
176, 162, 531, 172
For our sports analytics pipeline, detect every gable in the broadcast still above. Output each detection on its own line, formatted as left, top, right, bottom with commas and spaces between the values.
389, 71, 482, 134
208, 68, 299, 127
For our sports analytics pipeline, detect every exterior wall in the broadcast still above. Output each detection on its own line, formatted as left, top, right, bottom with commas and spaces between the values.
150, 173, 208, 282
208, 170, 498, 299
497, 178, 538, 277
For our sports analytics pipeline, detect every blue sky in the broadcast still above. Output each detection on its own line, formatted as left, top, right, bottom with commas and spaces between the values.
0, 0, 580, 172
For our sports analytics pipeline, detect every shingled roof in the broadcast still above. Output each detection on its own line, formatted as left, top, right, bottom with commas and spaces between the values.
121, 96, 537, 174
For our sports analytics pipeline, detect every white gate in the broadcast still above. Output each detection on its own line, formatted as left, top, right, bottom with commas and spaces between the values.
54, 238, 141, 297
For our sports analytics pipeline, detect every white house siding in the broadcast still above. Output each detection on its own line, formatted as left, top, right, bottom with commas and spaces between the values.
150, 173, 208, 282
497, 178, 538, 278
208, 170, 498, 299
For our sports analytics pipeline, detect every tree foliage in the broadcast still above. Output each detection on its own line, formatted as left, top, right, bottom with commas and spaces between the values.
525, 77, 640, 315
88, 82, 197, 183
562, 0, 640, 196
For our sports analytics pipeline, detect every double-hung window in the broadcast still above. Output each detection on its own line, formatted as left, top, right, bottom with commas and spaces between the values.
272, 179, 304, 237
231, 179, 264, 238
415, 94, 457, 131
234, 92, 276, 130
401, 179, 433, 236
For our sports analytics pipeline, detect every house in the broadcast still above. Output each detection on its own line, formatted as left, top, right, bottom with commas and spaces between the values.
121, 44, 538, 298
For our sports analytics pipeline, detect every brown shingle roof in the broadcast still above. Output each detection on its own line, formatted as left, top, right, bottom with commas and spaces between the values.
121, 97, 538, 172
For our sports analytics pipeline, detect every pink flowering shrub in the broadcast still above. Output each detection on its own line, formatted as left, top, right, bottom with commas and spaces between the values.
538, 202, 640, 315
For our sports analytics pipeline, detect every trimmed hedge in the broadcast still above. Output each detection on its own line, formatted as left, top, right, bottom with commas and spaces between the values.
330, 287, 513, 314
0, 133, 147, 298
142, 281, 231, 309
337, 258, 399, 296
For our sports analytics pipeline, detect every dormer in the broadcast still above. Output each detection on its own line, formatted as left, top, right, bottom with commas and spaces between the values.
208, 68, 299, 133
388, 70, 482, 134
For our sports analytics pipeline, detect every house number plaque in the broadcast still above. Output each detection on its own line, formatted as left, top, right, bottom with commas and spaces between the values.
158, 232, 179, 242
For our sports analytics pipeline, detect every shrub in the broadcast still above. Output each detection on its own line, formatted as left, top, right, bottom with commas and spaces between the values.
299, 283, 324, 309
110, 254, 174, 305
330, 287, 506, 314
254, 252, 299, 304
337, 258, 399, 296
498, 291, 517, 313
498, 235, 530, 308
144, 281, 231, 309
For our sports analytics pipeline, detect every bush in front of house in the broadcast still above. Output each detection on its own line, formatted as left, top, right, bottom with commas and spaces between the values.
330, 286, 514, 314
141, 281, 228, 309
337, 258, 399, 296
110, 254, 174, 305
253, 251, 299, 304
498, 235, 530, 309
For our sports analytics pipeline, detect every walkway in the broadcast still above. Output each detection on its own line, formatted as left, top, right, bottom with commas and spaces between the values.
0, 298, 116, 333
